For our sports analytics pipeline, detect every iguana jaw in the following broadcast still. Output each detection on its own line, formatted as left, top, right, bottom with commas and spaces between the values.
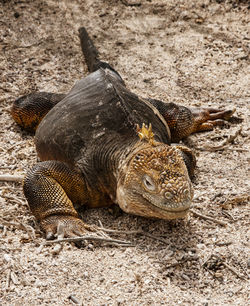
116, 185, 191, 220
140, 191, 191, 213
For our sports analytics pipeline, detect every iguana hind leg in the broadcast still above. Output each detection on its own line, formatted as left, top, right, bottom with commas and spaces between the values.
11, 92, 66, 133
23, 160, 91, 239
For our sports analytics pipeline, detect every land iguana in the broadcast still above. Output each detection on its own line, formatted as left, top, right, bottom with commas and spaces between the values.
11, 27, 235, 239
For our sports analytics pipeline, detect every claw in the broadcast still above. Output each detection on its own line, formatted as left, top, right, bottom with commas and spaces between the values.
222, 108, 236, 120
56, 223, 66, 239
208, 108, 235, 121
41, 215, 91, 241
46, 231, 55, 240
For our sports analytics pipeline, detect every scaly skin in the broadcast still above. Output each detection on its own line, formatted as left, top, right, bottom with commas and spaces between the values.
13, 91, 234, 240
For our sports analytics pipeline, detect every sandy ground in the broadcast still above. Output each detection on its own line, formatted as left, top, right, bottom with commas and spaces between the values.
0, 0, 249, 305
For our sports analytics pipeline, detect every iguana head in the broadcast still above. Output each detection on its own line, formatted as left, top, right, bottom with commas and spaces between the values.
117, 124, 193, 220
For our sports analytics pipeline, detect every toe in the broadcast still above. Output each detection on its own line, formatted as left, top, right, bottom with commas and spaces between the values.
196, 122, 214, 132
209, 109, 235, 120
46, 230, 56, 240
208, 119, 225, 126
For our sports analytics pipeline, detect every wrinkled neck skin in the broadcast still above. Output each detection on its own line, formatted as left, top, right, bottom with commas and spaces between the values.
88, 136, 138, 204
115, 140, 194, 220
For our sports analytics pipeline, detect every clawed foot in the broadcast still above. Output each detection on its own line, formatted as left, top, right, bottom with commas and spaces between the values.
40, 215, 95, 240
191, 107, 236, 133
40, 215, 132, 247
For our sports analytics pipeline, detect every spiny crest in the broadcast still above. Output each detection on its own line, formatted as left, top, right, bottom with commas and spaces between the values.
136, 123, 156, 146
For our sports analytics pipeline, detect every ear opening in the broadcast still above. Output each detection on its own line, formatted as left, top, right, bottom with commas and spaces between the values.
174, 145, 196, 178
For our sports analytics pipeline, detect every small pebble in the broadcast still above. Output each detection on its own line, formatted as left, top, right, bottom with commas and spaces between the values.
14, 12, 20, 18
3, 253, 12, 263
87, 243, 94, 250
99, 277, 105, 283
51, 244, 63, 255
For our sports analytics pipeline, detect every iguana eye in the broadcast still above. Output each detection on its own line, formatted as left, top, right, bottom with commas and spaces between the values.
143, 175, 156, 191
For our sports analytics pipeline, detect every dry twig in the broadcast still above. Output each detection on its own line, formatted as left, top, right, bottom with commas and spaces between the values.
155, 255, 199, 269
220, 194, 250, 209
5, 269, 11, 290
0, 174, 24, 182
0, 219, 36, 239
68, 295, 81, 305
215, 241, 233, 246
10, 271, 19, 285
121, 0, 141, 7
222, 262, 246, 280
191, 209, 228, 226
97, 226, 170, 245
199, 127, 242, 151
45, 235, 133, 246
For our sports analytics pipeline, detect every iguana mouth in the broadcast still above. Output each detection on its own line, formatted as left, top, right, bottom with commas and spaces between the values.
140, 192, 191, 214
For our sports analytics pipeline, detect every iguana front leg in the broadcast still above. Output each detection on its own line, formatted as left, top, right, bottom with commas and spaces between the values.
147, 98, 235, 142
189, 107, 235, 132
23, 160, 92, 239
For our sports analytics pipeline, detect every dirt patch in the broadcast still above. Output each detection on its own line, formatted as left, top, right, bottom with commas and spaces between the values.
0, 0, 249, 305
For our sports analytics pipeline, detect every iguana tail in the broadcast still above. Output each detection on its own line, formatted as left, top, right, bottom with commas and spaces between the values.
78, 27, 123, 81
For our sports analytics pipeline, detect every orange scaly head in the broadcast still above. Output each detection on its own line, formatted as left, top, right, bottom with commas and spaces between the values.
117, 125, 193, 220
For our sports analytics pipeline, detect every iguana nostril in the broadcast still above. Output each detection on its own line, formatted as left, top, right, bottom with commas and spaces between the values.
183, 189, 190, 198
165, 191, 173, 200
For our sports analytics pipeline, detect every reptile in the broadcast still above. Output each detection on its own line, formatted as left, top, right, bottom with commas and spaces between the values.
11, 27, 235, 239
